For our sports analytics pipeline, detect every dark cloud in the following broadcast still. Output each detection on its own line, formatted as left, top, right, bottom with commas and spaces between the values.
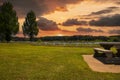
89, 7, 119, 16
109, 30, 120, 34
0, 0, 83, 18
78, 6, 119, 20
77, 27, 104, 32
90, 9, 112, 15
62, 19, 87, 26
93, 0, 120, 3
78, 15, 100, 20
37, 17, 60, 31
116, 1, 120, 4
89, 14, 120, 26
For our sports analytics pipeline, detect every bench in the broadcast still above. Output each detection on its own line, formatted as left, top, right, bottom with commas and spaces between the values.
93, 48, 113, 59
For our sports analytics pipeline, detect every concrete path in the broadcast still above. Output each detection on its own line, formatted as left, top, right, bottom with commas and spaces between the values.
83, 55, 120, 73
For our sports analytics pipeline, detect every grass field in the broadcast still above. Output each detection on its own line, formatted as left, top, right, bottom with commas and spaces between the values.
0, 43, 119, 80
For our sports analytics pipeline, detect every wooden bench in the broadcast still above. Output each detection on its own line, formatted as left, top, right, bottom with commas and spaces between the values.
93, 48, 113, 59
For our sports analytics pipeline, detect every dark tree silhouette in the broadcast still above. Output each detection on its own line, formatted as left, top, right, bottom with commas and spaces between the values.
0, 2, 19, 42
22, 11, 39, 41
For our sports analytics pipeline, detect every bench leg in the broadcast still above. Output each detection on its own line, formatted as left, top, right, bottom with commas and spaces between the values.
116, 48, 120, 57
101, 53, 106, 57
105, 52, 113, 60
93, 50, 99, 57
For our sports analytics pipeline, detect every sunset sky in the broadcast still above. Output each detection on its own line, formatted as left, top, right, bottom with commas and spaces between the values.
1, 0, 120, 37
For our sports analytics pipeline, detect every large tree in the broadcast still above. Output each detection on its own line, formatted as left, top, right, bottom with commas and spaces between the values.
22, 11, 39, 41
0, 2, 19, 42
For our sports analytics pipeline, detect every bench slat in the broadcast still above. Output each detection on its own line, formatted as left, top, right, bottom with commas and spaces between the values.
94, 48, 112, 52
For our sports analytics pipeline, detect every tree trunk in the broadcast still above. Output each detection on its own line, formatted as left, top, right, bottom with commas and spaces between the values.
5, 33, 11, 42
29, 33, 34, 41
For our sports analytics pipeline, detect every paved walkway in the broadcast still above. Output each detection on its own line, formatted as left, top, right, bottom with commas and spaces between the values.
83, 55, 120, 73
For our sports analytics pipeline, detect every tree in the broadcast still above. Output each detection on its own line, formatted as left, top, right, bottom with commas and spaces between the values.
0, 2, 19, 42
22, 11, 39, 41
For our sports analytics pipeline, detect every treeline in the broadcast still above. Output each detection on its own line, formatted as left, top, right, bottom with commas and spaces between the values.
12, 35, 120, 42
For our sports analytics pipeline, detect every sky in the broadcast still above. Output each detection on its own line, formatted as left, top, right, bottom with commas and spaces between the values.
1, 0, 120, 37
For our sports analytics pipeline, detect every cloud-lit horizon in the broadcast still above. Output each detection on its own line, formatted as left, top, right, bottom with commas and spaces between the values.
1, 0, 120, 37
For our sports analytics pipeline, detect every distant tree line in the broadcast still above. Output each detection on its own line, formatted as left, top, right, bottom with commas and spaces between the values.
0, 2, 39, 42
39, 35, 120, 42
12, 35, 120, 42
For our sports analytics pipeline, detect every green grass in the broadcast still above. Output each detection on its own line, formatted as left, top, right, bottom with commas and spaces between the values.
0, 43, 119, 80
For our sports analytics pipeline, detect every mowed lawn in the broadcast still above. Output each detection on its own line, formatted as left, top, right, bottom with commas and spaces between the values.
0, 43, 120, 80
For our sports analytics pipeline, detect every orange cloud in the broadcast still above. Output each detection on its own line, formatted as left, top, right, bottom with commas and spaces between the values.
55, 7, 68, 11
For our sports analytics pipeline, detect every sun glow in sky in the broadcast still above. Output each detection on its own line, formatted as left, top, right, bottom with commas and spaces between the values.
57, 34, 63, 36
1, 0, 120, 37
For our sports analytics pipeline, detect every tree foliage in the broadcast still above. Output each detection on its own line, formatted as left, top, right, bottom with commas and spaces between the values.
22, 11, 39, 41
0, 2, 19, 42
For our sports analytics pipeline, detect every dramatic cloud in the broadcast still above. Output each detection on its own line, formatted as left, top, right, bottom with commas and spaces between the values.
78, 6, 119, 21
1, 0, 83, 18
109, 30, 120, 34
89, 14, 120, 26
77, 27, 103, 32
37, 17, 60, 31
89, 7, 119, 16
62, 19, 87, 26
